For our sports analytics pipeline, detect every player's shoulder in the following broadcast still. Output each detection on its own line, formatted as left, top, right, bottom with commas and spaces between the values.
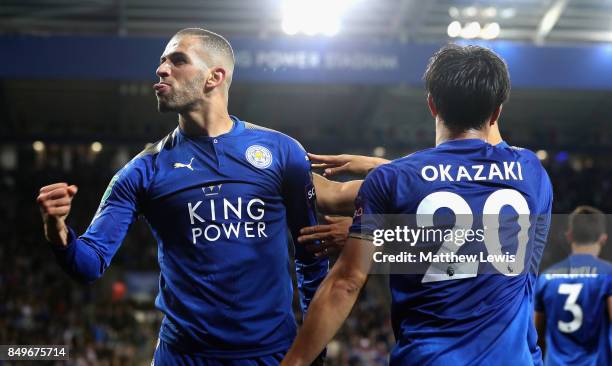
365, 148, 444, 186
541, 255, 612, 277
243, 121, 293, 143
537, 259, 571, 289
99, 131, 175, 195
361, 154, 416, 190
368, 159, 400, 179
386, 148, 433, 168
120, 128, 178, 177
134, 128, 178, 161
494, 143, 541, 164
541, 257, 572, 276
381, 147, 442, 178
600, 257, 612, 268
243, 121, 305, 151
496, 143, 551, 188
590, 257, 612, 273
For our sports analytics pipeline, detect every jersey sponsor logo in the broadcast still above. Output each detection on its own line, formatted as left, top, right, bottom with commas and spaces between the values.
187, 190, 268, 244
245, 145, 273, 169
173, 157, 195, 171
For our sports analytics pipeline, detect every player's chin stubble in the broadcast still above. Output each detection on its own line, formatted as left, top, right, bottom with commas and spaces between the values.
157, 92, 181, 113
157, 94, 196, 113
157, 98, 172, 113
157, 75, 205, 113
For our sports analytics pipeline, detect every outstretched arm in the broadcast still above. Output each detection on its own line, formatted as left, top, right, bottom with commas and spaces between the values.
36, 159, 148, 283
283, 162, 393, 366
313, 173, 362, 216
309, 153, 389, 177
311, 152, 391, 215
281, 237, 375, 366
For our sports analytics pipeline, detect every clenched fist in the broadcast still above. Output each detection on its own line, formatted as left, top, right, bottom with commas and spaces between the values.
36, 183, 78, 247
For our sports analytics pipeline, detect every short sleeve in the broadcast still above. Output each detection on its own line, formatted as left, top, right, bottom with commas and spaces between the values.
349, 165, 396, 239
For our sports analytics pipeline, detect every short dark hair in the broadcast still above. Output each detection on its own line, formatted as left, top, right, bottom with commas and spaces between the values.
423, 44, 510, 133
568, 205, 607, 245
174, 28, 235, 81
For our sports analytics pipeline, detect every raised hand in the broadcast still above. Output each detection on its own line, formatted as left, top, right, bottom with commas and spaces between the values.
37, 183, 78, 247
308, 153, 389, 178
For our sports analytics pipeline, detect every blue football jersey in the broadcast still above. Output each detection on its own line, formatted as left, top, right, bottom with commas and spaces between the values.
535, 254, 612, 366
350, 139, 553, 366
52, 117, 329, 358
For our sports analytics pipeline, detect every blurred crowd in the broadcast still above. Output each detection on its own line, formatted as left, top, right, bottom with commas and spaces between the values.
0, 151, 159, 365
1, 143, 611, 365
325, 278, 394, 366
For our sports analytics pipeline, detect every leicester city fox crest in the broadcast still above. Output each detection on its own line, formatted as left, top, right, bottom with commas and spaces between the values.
245, 145, 273, 169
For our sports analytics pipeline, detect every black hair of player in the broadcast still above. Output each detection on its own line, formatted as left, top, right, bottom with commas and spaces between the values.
423, 44, 510, 134
568, 205, 607, 245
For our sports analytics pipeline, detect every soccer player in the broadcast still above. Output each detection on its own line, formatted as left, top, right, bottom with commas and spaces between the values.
535, 206, 612, 366
36, 28, 328, 364
303, 117, 511, 256
281, 44, 553, 366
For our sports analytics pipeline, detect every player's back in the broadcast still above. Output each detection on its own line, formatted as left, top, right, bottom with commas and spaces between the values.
363, 139, 552, 365
536, 255, 612, 366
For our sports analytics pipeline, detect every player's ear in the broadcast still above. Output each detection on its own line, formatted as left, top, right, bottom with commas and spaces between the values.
205, 67, 226, 89
427, 94, 437, 118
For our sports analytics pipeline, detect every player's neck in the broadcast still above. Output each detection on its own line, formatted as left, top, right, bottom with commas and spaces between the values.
178, 102, 233, 137
488, 123, 503, 145
435, 122, 488, 147
571, 243, 601, 257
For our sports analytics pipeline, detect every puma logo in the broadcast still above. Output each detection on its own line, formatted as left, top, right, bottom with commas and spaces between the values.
174, 157, 195, 171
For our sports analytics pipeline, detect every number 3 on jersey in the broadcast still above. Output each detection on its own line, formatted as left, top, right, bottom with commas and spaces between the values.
416, 189, 531, 283
557, 283, 583, 333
